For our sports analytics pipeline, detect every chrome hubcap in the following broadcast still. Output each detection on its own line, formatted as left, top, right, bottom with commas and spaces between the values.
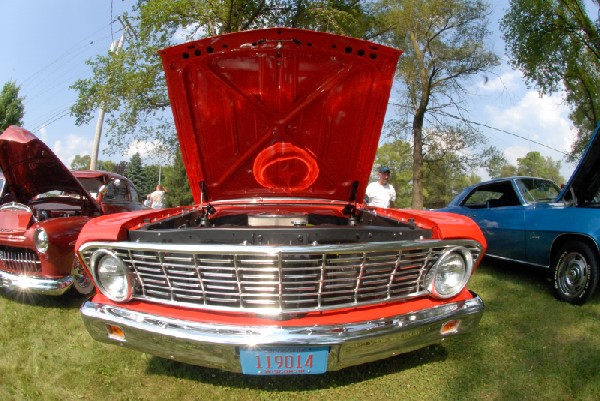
557, 252, 588, 297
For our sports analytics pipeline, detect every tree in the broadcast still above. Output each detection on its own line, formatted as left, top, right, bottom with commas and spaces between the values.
0, 81, 25, 132
71, 154, 115, 171
516, 151, 565, 184
70, 0, 372, 156
71, 155, 92, 170
374, 0, 499, 209
373, 137, 483, 208
162, 150, 193, 207
500, 0, 600, 161
142, 164, 160, 195
422, 145, 481, 209
125, 153, 145, 192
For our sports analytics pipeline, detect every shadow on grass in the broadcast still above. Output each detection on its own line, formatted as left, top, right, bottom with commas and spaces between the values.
145, 344, 448, 388
477, 256, 600, 305
0, 287, 87, 309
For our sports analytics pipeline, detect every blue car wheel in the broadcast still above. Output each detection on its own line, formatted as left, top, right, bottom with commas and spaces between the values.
552, 241, 599, 305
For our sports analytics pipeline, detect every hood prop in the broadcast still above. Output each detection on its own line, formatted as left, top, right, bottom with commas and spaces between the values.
343, 181, 360, 225
199, 181, 216, 226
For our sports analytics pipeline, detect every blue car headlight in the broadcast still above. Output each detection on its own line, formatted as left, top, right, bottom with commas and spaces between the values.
427, 246, 473, 299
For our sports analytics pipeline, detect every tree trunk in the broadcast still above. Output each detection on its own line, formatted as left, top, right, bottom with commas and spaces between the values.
411, 107, 426, 209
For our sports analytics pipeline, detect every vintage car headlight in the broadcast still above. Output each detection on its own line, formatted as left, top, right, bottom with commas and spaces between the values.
91, 250, 133, 302
33, 228, 49, 253
427, 246, 473, 299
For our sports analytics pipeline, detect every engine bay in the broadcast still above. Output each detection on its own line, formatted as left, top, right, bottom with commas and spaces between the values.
129, 208, 432, 246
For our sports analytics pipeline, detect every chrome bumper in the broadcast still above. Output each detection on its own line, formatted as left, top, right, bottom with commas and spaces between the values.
0, 270, 73, 296
81, 294, 484, 373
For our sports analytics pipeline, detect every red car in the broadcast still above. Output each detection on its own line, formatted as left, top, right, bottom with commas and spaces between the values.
0, 126, 145, 296
77, 28, 486, 375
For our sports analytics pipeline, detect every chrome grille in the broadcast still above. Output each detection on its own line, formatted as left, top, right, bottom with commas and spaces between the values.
80, 240, 482, 314
0, 245, 42, 274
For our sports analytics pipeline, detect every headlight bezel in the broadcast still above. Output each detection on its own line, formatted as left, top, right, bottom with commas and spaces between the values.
33, 227, 49, 253
90, 249, 133, 302
427, 246, 473, 299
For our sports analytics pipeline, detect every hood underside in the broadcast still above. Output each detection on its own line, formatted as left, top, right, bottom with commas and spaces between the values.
0, 126, 101, 211
560, 124, 600, 204
160, 28, 401, 204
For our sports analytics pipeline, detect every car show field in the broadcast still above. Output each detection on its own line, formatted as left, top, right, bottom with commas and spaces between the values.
1, 258, 598, 401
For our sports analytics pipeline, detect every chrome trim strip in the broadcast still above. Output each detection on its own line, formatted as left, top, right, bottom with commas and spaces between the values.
80, 294, 484, 373
485, 253, 548, 269
0, 270, 73, 296
80, 239, 482, 255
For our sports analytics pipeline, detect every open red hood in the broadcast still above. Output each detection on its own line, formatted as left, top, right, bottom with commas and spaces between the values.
160, 28, 401, 203
0, 126, 101, 212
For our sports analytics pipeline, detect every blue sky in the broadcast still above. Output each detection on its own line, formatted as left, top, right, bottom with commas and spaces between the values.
0, 0, 582, 181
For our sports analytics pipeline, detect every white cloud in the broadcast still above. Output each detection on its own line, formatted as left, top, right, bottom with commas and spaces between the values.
125, 139, 171, 164
52, 134, 92, 168
478, 89, 577, 180
486, 91, 575, 156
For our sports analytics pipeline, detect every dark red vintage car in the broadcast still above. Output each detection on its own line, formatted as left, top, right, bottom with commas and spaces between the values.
76, 28, 486, 375
0, 172, 5, 201
0, 126, 146, 296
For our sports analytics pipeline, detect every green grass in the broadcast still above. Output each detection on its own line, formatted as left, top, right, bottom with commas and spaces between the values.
1, 260, 599, 401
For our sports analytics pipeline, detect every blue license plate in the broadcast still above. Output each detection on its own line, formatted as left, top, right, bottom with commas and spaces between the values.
240, 346, 329, 375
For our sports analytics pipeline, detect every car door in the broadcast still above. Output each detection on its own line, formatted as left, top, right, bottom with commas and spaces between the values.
460, 180, 527, 261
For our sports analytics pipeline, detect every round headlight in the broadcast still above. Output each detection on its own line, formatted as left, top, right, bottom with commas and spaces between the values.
91, 250, 132, 302
33, 228, 49, 253
428, 246, 473, 299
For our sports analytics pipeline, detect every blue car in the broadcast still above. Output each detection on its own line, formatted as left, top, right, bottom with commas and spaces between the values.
440, 126, 600, 304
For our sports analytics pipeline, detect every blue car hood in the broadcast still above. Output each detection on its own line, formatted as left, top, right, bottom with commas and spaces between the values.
559, 124, 600, 204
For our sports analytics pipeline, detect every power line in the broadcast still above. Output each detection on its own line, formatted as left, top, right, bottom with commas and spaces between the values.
436, 109, 569, 156
387, 102, 569, 156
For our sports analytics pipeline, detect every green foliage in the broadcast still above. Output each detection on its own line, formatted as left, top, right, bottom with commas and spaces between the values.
70, 0, 372, 156
71, 154, 116, 171
516, 151, 565, 184
373, 0, 500, 208
373, 138, 483, 209
125, 152, 145, 192
500, 0, 600, 161
71, 154, 92, 170
162, 149, 194, 207
0, 81, 25, 132
142, 164, 160, 195
487, 150, 565, 184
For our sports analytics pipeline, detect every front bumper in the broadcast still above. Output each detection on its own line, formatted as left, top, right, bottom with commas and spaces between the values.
81, 294, 484, 374
0, 270, 73, 296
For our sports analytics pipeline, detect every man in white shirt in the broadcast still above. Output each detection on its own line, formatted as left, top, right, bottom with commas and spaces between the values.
365, 166, 396, 208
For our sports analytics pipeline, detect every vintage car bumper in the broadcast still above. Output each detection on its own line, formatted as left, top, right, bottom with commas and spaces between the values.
81, 293, 484, 374
0, 270, 73, 295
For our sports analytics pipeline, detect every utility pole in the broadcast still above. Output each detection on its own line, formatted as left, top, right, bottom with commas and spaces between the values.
90, 18, 128, 170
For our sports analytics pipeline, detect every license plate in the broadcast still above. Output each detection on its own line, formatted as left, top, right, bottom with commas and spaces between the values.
240, 346, 329, 375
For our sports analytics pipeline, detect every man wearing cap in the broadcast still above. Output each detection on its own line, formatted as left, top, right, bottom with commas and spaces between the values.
365, 166, 396, 208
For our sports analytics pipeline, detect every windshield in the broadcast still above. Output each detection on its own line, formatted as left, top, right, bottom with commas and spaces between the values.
0, 177, 4, 195
516, 178, 561, 203
76, 177, 104, 198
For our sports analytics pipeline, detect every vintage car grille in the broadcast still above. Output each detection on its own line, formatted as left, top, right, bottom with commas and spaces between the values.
79, 240, 482, 314
0, 245, 42, 274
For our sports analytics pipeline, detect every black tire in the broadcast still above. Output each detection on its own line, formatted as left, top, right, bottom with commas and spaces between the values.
552, 241, 599, 305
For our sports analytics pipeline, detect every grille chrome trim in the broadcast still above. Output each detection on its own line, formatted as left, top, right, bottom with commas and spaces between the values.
0, 245, 42, 274
79, 239, 483, 315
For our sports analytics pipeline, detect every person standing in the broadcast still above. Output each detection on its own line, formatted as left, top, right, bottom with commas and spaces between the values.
149, 184, 167, 209
365, 166, 396, 208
